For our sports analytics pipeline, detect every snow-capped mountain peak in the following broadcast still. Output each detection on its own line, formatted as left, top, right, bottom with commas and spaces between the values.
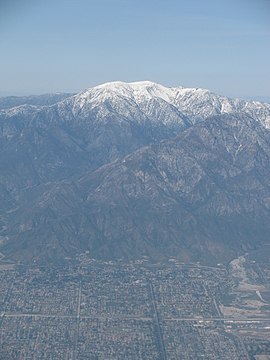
74, 80, 176, 105
67, 81, 270, 129
69, 81, 188, 128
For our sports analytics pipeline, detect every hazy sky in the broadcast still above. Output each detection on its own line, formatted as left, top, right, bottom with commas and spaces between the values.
0, 0, 269, 97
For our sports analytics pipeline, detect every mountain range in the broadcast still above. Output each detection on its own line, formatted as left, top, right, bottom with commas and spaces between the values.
0, 81, 270, 264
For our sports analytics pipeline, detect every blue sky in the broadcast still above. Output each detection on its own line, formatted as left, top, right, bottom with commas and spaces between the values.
0, 0, 269, 98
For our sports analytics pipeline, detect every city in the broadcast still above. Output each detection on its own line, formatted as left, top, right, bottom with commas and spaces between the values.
0, 254, 269, 359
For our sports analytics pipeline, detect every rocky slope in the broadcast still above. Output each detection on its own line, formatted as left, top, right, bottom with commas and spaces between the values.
2, 113, 270, 264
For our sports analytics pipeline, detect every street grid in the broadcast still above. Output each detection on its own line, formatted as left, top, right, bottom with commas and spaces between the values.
0, 258, 269, 359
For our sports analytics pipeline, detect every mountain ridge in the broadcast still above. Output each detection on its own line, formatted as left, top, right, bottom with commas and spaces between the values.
2, 81, 270, 129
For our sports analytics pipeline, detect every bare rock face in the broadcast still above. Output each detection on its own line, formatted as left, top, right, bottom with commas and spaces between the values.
0, 82, 270, 264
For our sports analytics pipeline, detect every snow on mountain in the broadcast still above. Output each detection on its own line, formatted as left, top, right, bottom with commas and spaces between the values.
62, 81, 270, 129
65, 81, 188, 129
1, 81, 270, 133
173, 87, 244, 122
0, 104, 40, 117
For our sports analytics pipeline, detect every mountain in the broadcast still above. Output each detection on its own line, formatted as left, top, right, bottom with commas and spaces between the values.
66, 81, 270, 127
0, 81, 270, 264
1, 81, 269, 193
